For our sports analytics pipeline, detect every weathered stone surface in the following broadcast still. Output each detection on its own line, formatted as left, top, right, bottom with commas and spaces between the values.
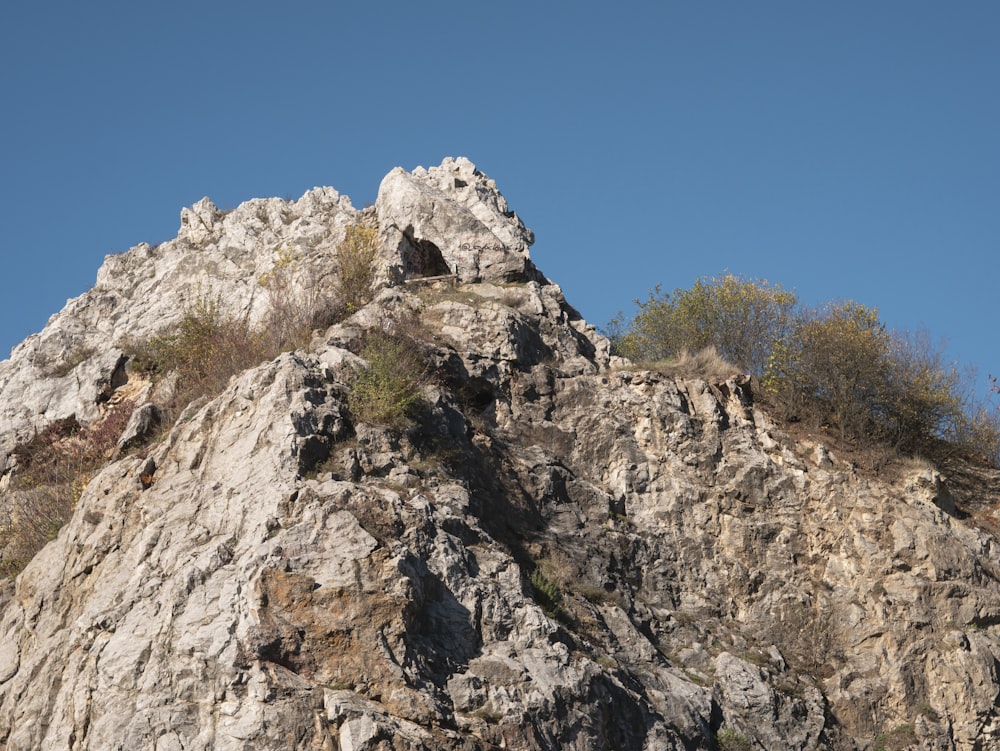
377, 156, 542, 284
116, 402, 162, 453
1, 158, 1000, 750
0, 186, 360, 469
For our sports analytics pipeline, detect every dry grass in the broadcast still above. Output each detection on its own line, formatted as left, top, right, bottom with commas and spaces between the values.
335, 223, 379, 315
627, 346, 742, 383
1, 400, 136, 577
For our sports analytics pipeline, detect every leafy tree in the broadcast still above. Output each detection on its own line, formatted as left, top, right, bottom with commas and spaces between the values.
611, 273, 796, 375
764, 301, 892, 441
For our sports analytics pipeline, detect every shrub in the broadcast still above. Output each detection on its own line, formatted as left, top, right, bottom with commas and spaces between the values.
882, 328, 974, 454
336, 223, 379, 315
946, 391, 1000, 466
258, 245, 342, 352
529, 567, 563, 613
610, 273, 796, 375
127, 222, 383, 423
126, 293, 264, 421
873, 724, 917, 751
1, 400, 136, 577
611, 276, 1000, 466
716, 728, 754, 751
1, 486, 75, 577
347, 324, 429, 428
764, 301, 892, 441
764, 303, 1000, 462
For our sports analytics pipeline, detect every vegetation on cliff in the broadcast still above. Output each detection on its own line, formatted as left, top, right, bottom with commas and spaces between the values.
609, 272, 1000, 467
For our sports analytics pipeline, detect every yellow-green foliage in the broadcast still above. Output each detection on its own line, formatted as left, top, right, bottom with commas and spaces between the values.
348, 327, 428, 428
611, 273, 796, 375
336, 223, 379, 314
610, 274, 1000, 465
716, 729, 754, 751
765, 301, 891, 441
764, 302, 998, 459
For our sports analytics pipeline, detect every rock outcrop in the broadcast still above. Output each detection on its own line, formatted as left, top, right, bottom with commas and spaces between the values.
1, 158, 1000, 750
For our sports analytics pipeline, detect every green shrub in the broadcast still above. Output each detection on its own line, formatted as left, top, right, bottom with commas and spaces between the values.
529, 567, 562, 613
347, 325, 428, 428
610, 273, 796, 375
716, 728, 754, 751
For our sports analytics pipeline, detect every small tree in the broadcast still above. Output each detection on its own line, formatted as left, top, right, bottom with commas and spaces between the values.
611, 273, 796, 375
765, 301, 892, 441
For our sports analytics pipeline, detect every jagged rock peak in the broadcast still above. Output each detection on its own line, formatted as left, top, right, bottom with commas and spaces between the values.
0, 157, 550, 469
1, 158, 1000, 751
377, 156, 541, 284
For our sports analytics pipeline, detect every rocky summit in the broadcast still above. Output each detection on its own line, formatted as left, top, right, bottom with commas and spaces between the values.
1, 157, 999, 751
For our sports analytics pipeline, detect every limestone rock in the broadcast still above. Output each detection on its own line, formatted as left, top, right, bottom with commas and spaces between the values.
1, 159, 1000, 750
377, 156, 541, 284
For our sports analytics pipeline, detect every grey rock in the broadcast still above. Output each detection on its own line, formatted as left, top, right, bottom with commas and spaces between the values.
0, 158, 999, 750
377, 156, 541, 284
116, 402, 162, 453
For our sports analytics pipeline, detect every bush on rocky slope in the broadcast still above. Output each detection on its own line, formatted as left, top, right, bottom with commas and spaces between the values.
610, 274, 1000, 467
125, 221, 380, 424
1, 400, 135, 576
347, 323, 430, 429
1, 222, 380, 578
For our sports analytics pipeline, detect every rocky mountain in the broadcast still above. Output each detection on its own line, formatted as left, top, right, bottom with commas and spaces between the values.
1, 157, 999, 750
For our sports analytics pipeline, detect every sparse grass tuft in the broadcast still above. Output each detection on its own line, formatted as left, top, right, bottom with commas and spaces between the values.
529, 567, 563, 614
632, 346, 740, 383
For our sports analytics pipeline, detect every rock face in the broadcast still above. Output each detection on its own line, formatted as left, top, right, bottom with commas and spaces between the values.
1, 158, 1000, 750
376, 157, 540, 284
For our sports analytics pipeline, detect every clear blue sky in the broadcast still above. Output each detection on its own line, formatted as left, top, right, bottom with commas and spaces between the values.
2, 2, 997, 397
